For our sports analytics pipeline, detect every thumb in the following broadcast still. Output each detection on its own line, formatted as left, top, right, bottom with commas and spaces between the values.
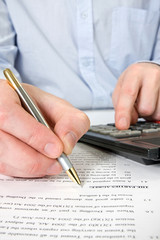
54, 111, 90, 154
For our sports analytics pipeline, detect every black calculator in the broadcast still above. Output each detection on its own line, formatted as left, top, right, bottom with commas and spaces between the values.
80, 121, 160, 165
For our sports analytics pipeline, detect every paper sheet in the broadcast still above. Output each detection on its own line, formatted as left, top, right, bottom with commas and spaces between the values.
0, 143, 160, 240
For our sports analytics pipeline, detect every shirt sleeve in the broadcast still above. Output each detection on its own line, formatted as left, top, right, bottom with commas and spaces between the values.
0, 0, 21, 80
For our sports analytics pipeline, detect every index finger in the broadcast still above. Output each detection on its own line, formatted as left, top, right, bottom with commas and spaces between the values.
0, 81, 63, 158
114, 74, 141, 129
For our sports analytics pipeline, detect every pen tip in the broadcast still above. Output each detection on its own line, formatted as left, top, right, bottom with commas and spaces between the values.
66, 168, 81, 185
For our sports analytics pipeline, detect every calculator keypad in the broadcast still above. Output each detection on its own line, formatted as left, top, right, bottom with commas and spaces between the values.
89, 121, 160, 139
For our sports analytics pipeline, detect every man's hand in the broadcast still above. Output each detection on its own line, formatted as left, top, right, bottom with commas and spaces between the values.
112, 63, 160, 129
0, 80, 90, 178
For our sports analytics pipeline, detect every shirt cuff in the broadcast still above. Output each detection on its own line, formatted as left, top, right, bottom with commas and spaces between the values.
136, 60, 160, 66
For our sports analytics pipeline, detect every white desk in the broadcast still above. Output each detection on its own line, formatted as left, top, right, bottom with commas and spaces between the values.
85, 109, 115, 125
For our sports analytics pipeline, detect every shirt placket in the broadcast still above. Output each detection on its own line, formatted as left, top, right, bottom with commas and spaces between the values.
77, 0, 107, 108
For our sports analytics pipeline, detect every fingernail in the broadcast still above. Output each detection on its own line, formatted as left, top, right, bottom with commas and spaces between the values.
63, 131, 77, 154
47, 161, 62, 175
118, 117, 128, 129
44, 143, 60, 158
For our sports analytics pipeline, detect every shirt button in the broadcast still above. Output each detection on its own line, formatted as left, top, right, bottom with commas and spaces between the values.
81, 12, 88, 19
81, 58, 94, 69
83, 60, 90, 67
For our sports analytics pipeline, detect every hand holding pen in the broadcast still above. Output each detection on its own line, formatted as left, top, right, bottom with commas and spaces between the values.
0, 69, 90, 181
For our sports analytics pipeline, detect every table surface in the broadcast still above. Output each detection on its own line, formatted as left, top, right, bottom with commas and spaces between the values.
84, 109, 115, 125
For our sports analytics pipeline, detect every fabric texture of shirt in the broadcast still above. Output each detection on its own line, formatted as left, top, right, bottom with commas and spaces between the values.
0, 0, 160, 109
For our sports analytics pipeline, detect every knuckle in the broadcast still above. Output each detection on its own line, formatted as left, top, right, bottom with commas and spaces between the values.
27, 123, 43, 147
76, 111, 90, 131
138, 105, 153, 116
25, 158, 41, 175
122, 85, 137, 98
127, 63, 142, 75
130, 63, 139, 72
78, 111, 90, 123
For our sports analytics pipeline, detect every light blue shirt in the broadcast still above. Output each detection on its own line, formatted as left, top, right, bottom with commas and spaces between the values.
0, 0, 160, 109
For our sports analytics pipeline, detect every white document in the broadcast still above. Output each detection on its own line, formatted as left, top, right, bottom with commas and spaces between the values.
0, 142, 160, 240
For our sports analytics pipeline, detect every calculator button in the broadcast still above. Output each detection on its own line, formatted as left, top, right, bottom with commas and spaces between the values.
142, 128, 160, 133
89, 126, 116, 132
109, 130, 141, 138
89, 128, 104, 133
129, 126, 143, 131
97, 129, 115, 134
107, 123, 115, 127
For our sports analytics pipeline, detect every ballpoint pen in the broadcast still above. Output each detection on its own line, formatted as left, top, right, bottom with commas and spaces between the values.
3, 68, 81, 185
